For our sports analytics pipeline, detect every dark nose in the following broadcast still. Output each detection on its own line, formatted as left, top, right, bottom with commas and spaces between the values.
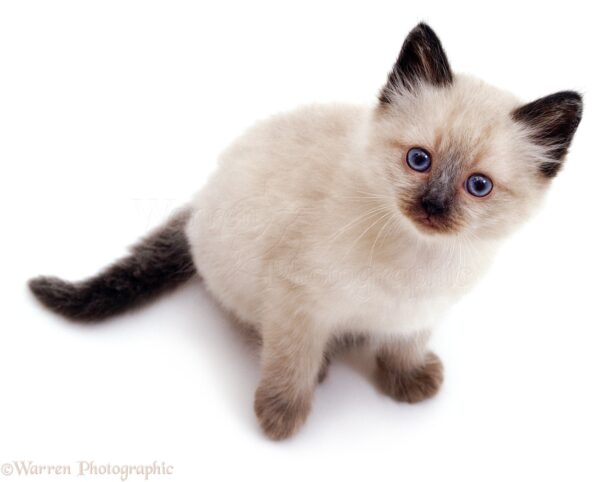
420, 195, 447, 216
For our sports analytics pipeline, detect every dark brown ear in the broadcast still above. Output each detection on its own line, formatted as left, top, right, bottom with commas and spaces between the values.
512, 91, 583, 177
379, 23, 453, 104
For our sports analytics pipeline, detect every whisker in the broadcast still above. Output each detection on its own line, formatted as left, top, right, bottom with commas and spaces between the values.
328, 205, 389, 243
368, 212, 396, 266
342, 210, 391, 261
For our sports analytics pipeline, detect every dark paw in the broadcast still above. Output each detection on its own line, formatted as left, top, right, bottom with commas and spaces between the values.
254, 383, 311, 440
376, 352, 444, 403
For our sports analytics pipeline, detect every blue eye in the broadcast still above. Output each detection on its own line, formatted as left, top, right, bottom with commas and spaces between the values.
406, 147, 432, 172
466, 174, 493, 197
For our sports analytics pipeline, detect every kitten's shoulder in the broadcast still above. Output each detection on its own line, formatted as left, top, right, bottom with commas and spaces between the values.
221, 103, 370, 162
254, 103, 369, 136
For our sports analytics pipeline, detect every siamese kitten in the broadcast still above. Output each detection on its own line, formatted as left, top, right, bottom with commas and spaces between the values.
29, 23, 582, 440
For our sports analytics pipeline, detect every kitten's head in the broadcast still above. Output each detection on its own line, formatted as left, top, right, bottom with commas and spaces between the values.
368, 23, 582, 240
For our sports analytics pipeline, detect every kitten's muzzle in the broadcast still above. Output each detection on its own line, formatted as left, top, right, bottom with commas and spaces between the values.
420, 195, 448, 217
403, 191, 457, 234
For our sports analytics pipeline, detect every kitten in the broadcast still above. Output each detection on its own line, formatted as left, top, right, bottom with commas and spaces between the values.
29, 23, 582, 440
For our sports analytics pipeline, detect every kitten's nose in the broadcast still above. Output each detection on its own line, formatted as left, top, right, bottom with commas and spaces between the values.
420, 195, 447, 216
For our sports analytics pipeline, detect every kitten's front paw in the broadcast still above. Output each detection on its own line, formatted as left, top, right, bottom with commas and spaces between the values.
376, 352, 444, 403
254, 383, 312, 440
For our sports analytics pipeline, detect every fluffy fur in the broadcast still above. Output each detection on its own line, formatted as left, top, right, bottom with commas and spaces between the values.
29, 209, 195, 321
29, 23, 582, 439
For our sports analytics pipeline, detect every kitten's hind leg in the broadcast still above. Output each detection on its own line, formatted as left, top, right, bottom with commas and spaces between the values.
254, 314, 328, 440
375, 331, 443, 403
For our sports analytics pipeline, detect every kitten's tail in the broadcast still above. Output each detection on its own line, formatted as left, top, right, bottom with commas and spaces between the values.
28, 208, 196, 322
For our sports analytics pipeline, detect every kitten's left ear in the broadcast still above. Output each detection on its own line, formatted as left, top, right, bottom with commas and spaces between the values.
379, 23, 453, 105
512, 91, 583, 177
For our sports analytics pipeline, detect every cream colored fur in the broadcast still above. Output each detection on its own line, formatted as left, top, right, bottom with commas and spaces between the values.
25, 22, 580, 440
185, 74, 557, 438
186, 75, 546, 342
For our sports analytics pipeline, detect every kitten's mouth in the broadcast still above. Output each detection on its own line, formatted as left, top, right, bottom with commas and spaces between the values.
403, 209, 457, 235
414, 214, 446, 232
397, 196, 461, 235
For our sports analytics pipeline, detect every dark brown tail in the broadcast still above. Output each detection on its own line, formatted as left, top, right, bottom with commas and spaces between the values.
28, 208, 196, 321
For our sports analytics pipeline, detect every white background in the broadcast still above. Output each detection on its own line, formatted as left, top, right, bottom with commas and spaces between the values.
1, 1, 598, 481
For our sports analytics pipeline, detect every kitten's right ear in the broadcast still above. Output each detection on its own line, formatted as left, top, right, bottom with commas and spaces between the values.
379, 23, 453, 105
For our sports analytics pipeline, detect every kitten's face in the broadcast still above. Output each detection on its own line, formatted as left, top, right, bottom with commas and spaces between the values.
374, 77, 547, 239
368, 24, 582, 240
